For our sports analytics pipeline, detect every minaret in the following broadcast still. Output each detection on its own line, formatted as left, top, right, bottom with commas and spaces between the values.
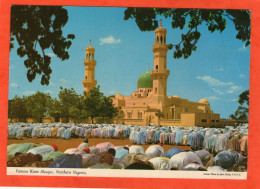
82, 40, 97, 96
151, 20, 170, 104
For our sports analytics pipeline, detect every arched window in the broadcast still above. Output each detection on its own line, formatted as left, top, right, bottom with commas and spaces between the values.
155, 65, 158, 69
157, 36, 159, 44
160, 35, 163, 44
155, 87, 157, 94
89, 54, 91, 59
86, 53, 89, 59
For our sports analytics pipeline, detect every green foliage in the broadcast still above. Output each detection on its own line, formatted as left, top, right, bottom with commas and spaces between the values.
124, 8, 250, 59
69, 106, 81, 119
83, 86, 103, 121
100, 96, 118, 119
155, 110, 163, 119
25, 91, 52, 122
58, 87, 82, 119
8, 87, 118, 122
49, 98, 62, 121
10, 5, 75, 85
83, 86, 118, 122
238, 89, 249, 106
229, 89, 249, 120
9, 96, 27, 120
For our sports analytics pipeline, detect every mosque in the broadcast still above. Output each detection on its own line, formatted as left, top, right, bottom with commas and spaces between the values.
83, 21, 221, 127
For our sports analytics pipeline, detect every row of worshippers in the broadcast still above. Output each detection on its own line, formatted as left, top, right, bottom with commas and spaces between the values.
7, 123, 248, 155
8, 123, 128, 140
7, 140, 247, 172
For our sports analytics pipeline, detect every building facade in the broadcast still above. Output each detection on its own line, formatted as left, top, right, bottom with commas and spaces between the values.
112, 21, 220, 127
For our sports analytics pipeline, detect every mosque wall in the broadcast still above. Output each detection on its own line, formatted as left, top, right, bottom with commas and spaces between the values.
159, 119, 182, 126
112, 118, 146, 126
180, 113, 196, 126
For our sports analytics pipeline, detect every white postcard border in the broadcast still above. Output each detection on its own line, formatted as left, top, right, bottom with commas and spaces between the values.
7, 167, 247, 180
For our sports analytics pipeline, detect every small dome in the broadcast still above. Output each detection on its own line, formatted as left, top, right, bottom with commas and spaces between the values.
86, 40, 95, 51
155, 20, 167, 33
115, 94, 123, 100
173, 95, 180, 98
199, 98, 209, 104
137, 70, 153, 89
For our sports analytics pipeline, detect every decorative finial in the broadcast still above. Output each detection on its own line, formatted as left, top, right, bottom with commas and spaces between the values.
160, 20, 162, 28
90, 40, 92, 46
147, 65, 149, 72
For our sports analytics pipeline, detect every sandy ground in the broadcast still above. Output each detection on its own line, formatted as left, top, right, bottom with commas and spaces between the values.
7, 137, 190, 152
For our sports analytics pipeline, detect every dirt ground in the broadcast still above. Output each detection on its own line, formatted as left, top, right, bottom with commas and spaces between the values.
7, 137, 190, 152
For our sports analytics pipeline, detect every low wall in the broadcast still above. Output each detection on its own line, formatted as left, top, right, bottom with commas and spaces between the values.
42, 117, 55, 123
112, 118, 145, 126
219, 119, 248, 127
159, 119, 182, 126
8, 117, 55, 123
8, 118, 23, 123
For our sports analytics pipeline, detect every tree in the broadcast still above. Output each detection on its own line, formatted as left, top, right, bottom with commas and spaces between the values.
99, 96, 118, 119
229, 90, 249, 120
238, 90, 249, 106
83, 86, 103, 123
69, 106, 81, 122
49, 98, 62, 122
83, 86, 118, 123
10, 5, 75, 85
58, 87, 82, 120
124, 8, 250, 59
25, 91, 52, 122
155, 110, 163, 119
9, 95, 28, 121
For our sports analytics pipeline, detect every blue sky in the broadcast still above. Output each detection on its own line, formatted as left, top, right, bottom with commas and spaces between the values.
8, 7, 250, 118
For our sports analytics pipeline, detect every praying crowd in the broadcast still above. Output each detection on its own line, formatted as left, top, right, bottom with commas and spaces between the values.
7, 123, 248, 171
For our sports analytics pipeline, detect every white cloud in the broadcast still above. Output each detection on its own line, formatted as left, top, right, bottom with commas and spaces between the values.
10, 83, 18, 88
226, 99, 238, 102
49, 81, 55, 86
239, 74, 246, 78
227, 85, 242, 94
23, 91, 36, 96
45, 90, 54, 94
206, 96, 219, 101
100, 35, 121, 45
217, 67, 224, 72
238, 44, 247, 51
212, 88, 224, 95
107, 90, 117, 95
196, 76, 234, 86
60, 79, 67, 82
46, 52, 56, 57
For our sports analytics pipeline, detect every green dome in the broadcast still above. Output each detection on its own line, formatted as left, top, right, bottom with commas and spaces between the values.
137, 71, 153, 89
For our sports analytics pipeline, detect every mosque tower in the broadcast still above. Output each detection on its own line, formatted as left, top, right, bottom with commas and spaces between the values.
82, 40, 97, 96
151, 20, 170, 105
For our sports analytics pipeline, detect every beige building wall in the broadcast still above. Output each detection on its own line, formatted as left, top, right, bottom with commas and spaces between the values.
110, 22, 223, 127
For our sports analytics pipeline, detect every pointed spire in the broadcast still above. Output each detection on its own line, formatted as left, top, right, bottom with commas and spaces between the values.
160, 20, 162, 28
89, 40, 92, 46
147, 65, 149, 72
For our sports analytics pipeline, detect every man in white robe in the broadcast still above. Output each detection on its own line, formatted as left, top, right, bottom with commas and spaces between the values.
145, 145, 164, 158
